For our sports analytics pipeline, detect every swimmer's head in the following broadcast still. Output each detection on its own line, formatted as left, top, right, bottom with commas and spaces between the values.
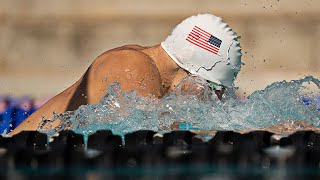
161, 14, 242, 87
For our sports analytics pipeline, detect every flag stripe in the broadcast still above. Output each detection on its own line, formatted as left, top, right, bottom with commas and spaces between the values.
192, 28, 211, 38
194, 26, 222, 48
194, 26, 212, 36
187, 36, 219, 53
186, 26, 221, 54
188, 32, 219, 51
186, 39, 217, 54
186, 38, 218, 54
187, 35, 218, 54
194, 27, 222, 47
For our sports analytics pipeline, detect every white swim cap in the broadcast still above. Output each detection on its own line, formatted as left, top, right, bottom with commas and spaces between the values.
161, 14, 242, 87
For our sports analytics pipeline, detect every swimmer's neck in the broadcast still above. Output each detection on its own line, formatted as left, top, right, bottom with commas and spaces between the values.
142, 45, 185, 91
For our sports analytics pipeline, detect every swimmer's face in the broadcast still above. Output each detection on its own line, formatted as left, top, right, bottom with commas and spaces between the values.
175, 75, 226, 100
207, 81, 225, 100
214, 88, 225, 100
179, 82, 225, 100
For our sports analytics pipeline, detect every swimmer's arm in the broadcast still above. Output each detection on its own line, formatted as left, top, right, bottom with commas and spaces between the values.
10, 76, 84, 135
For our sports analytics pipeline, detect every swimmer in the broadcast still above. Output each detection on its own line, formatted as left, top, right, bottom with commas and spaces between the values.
11, 14, 241, 135
10, 14, 318, 135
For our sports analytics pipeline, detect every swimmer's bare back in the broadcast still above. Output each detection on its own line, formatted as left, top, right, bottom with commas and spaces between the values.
11, 44, 181, 135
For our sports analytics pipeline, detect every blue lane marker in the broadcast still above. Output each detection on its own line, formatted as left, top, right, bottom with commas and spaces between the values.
179, 122, 200, 130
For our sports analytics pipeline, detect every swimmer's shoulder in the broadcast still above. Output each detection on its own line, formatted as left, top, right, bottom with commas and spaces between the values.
89, 45, 164, 98
98, 44, 149, 57
90, 44, 161, 80
119, 44, 147, 51
92, 45, 156, 71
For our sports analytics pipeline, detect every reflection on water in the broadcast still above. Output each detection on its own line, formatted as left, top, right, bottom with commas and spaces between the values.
38, 75, 320, 137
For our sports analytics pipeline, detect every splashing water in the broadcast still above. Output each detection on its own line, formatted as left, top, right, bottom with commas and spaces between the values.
38, 75, 320, 137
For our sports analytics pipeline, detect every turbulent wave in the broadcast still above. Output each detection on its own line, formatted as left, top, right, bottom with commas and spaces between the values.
38, 75, 320, 137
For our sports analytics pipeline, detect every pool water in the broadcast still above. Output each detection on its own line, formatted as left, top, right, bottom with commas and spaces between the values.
38, 75, 320, 138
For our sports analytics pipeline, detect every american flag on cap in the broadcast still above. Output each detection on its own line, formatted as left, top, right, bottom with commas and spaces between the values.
186, 26, 222, 55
